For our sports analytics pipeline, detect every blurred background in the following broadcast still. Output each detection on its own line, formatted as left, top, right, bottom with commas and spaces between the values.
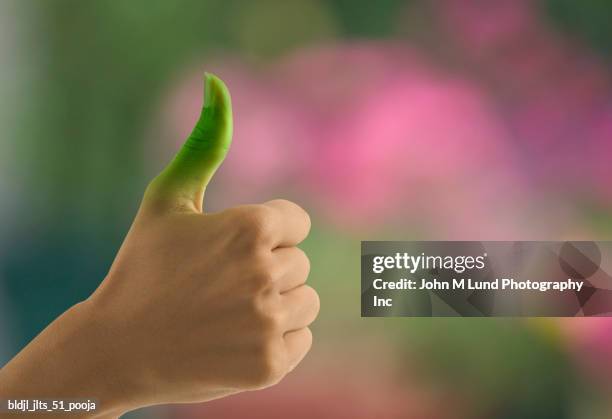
1, 0, 611, 418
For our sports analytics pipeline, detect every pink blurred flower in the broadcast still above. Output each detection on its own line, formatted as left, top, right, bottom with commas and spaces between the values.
278, 44, 529, 235
587, 107, 612, 203
156, 45, 538, 234
431, 0, 612, 203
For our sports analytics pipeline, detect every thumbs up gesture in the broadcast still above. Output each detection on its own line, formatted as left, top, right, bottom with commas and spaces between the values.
0, 74, 319, 417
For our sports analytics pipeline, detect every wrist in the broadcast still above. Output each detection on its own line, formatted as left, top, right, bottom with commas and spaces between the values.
0, 300, 134, 418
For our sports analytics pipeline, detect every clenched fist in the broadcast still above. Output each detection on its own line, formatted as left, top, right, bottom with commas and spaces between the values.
0, 74, 319, 418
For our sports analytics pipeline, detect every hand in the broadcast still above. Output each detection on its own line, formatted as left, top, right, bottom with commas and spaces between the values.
0, 74, 319, 417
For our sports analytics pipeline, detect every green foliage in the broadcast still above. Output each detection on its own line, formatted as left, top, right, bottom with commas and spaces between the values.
400, 319, 575, 419
545, 0, 612, 58
328, 0, 407, 38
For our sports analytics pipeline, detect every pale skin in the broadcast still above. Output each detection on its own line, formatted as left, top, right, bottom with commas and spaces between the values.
0, 74, 320, 418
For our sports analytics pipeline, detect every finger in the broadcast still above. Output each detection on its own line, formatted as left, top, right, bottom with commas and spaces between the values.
263, 199, 311, 247
284, 327, 313, 372
145, 72, 232, 213
281, 285, 320, 332
273, 247, 310, 293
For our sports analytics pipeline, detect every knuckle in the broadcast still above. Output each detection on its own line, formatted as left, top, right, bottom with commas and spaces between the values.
248, 294, 283, 334
269, 199, 310, 225
250, 341, 285, 388
250, 255, 278, 290
263, 311, 284, 334
251, 270, 275, 291
257, 306, 284, 335
239, 206, 275, 245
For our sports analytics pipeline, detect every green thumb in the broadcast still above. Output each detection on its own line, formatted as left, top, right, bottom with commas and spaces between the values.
147, 73, 233, 213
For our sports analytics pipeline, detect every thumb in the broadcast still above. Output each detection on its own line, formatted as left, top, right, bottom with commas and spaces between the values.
146, 72, 233, 213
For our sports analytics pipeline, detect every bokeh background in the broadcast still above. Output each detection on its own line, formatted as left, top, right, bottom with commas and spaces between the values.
1, 0, 611, 418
